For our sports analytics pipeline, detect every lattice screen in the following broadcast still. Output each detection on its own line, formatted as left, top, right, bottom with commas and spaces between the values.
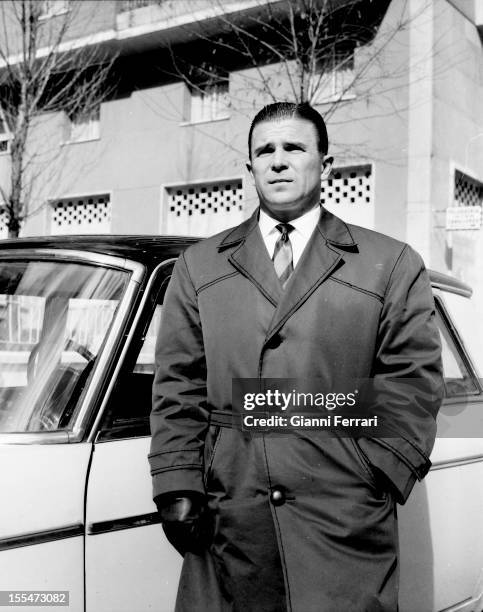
0, 208, 7, 239
322, 165, 374, 229
321, 165, 372, 206
51, 194, 111, 235
165, 179, 244, 236
454, 170, 483, 207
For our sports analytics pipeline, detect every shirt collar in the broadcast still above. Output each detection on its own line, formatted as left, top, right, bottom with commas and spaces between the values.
259, 205, 321, 240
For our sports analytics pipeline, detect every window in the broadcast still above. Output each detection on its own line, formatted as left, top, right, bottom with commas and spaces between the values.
50, 194, 111, 235
321, 165, 372, 206
67, 106, 100, 143
164, 179, 244, 236
454, 170, 483, 208
445, 170, 483, 230
39, 0, 69, 19
189, 79, 229, 123
0, 107, 11, 154
438, 290, 483, 378
97, 272, 171, 441
0, 260, 128, 432
435, 298, 480, 398
0, 208, 7, 239
310, 50, 355, 104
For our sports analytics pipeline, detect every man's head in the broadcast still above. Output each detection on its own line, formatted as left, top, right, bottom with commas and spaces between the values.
248, 102, 329, 158
246, 102, 333, 222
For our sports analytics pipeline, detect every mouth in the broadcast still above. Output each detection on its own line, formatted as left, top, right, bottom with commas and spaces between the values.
269, 179, 293, 184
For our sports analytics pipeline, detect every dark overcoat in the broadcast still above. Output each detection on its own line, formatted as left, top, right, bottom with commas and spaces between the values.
149, 209, 443, 612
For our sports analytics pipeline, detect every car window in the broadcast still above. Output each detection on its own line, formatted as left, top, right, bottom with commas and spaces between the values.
0, 260, 129, 433
434, 297, 480, 398
96, 275, 169, 441
133, 305, 162, 375
438, 290, 483, 378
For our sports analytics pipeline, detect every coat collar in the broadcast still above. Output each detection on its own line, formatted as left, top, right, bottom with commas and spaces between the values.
220, 207, 357, 343
219, 207, 358, 251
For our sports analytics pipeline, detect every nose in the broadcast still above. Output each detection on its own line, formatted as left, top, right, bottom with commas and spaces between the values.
271, 147, 288, 172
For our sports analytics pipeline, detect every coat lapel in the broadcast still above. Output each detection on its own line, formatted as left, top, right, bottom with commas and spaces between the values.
218, 207, 358, 336
220, 209, 282, 306
264, 208, 358, 345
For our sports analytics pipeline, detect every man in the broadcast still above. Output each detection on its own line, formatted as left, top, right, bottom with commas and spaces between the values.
149, 102, 443, 611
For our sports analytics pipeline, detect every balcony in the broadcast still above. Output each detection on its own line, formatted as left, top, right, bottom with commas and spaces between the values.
115, 0, 271, 43
118, 0, 160, 11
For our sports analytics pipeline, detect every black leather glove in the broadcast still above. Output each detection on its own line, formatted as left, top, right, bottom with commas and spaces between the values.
157, 494, 203, 522
155, 492, 209, 556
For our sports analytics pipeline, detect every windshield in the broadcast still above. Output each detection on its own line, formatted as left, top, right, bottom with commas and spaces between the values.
0, 259, 129, 433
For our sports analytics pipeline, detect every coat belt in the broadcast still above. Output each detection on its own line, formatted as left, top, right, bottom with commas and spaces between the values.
209, 409, 241, 429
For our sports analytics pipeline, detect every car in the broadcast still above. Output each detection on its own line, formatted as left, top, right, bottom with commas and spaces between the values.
0, 235, 481, 612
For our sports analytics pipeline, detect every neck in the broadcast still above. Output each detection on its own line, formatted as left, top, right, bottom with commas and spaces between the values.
260, 203, 319, 223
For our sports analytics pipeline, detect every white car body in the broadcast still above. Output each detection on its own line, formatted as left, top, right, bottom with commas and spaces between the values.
0, 237, 481, 612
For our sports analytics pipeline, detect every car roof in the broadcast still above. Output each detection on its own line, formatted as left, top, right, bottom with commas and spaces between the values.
0, 234, 199, 268
0, 234, 472, 297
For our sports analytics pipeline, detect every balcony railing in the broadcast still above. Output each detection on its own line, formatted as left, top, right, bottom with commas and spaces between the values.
118, 0, 164, 12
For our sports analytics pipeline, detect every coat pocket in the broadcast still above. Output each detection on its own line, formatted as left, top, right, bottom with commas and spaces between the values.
348, 437, 386, 497
204, 425, 223, 487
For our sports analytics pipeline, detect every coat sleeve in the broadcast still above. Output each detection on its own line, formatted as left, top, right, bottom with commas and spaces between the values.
357, 244, 444, 504
148, 252, 209, 501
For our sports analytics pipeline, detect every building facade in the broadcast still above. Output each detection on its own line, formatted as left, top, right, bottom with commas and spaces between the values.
0, 0, 482, 302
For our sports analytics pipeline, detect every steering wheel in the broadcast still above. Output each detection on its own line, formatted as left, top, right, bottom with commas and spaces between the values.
26, 339, 96, 431
64, 338, 95, 362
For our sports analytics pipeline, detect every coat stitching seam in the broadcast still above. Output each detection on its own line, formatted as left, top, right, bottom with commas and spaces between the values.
148, 449, 200, 458
229, 237, 280, 306
181, 251, 197, 293
233, 263, 278, 306
196, 271, 239, 295
370, 439, 426, 477
383, 244, 408, 301
151, 464, 202, 475
328, 277, 384, 303
267, 256, 341, 339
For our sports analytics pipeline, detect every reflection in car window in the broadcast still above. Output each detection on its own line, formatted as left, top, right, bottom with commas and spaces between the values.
134, 305, 162, 375
439, 291, 483, 378
0, 260, 129, 433
435, 303, 479, 398
98, 279, 167, 441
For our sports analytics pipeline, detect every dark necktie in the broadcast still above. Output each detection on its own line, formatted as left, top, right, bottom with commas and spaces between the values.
272, 223, 295, 288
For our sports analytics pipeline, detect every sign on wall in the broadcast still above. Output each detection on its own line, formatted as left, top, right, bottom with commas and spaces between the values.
446, 206, 482, 231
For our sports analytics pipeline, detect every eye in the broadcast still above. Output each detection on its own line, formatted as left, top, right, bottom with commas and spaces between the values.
285, 143, 304, 152
256, 145, 273, 156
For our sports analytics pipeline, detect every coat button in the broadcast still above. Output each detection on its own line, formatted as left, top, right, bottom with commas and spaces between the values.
270, 488, 285, 506
266, 334, 282, 349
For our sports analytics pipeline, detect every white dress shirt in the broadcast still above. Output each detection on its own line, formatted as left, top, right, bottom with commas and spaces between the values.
258, 205, 321, 268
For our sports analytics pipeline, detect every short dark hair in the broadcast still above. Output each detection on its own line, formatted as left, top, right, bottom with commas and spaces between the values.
248, 102, 329, 158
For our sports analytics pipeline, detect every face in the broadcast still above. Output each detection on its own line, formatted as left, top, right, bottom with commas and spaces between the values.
247, 117, 332, 222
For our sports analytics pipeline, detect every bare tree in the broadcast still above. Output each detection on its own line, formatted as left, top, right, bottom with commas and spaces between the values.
165, 0, 437, 158
0, 0, 115, 237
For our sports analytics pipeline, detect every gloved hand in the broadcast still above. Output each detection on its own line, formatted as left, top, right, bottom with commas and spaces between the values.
155, 492, 209, 556
157, 495, 203, 522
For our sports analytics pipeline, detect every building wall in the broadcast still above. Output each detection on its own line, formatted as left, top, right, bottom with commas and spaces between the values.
17, 0, 412, 241
2, 0, 482, 300
430, 0, 483, 301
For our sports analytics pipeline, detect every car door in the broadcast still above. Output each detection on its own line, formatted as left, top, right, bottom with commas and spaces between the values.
84, 262, 182, 612
399, 287, 483, 612
0, 253, 137, 612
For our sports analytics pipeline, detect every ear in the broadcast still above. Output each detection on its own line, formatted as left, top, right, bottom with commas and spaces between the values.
246, 161, 254, 183
321, 155, 333, 181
